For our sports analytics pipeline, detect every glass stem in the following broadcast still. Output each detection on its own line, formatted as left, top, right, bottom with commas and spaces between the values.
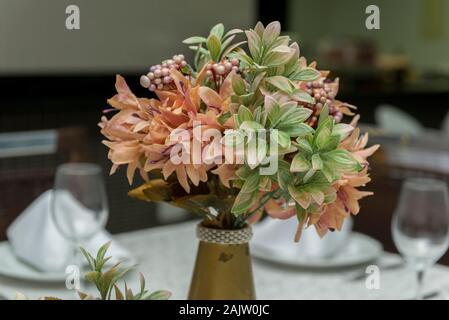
416, 268, 425, 300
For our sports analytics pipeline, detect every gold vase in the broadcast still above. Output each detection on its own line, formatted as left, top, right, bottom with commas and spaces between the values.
188, 223, 256, 300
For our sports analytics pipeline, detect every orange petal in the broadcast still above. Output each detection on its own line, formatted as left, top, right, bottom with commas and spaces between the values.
176, 166, 190, 193
198, 87, 223, 109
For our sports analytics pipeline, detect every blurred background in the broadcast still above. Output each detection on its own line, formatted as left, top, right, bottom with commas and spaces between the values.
1, 0, 449, 262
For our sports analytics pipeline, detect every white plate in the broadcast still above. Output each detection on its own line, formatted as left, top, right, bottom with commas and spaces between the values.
0, 242, 66, 282
251, 231, 383, 269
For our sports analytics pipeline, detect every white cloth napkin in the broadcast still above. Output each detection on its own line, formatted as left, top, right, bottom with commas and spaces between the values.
7, 190, 134, 272
252, 217, 353, 259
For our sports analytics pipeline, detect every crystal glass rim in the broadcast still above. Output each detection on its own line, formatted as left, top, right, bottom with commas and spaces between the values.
403, 177, 448, 192
56, 162, 102, 176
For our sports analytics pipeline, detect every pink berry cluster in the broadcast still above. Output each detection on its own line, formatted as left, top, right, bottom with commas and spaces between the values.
205, 58, 240, 87
304, 80, 343, 127
140, 54, 188, 91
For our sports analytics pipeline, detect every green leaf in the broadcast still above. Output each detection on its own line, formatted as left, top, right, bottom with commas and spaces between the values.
231, 191, 256, 214
320, 134, 340, 152
220, 35, 236, 55
303, 168, 316, 183
79, 247, 95, 270
253, 106, 263, 123
218, 111, 232, 125
282, 123, 314, 137
288, 185, 311, 209
262, 21, 281, 47
292, 67, 321, 81
272, 130, 291, 149
207, 34, 221, 61
222, 129, 244, 147
332, 123, 354, 140
265, 76, 293, 94
246, 138, 267, 169
96, 241, 111, 267
222, 41, 247, 58
240, 171, 260, 193
232, 75, 246, 95
290, 154, 310, 172
317, 104, 330, 127
267, 103, 281, 127
250, 71, 266, 92
311, 154, 323, 170
245, 30, 262, 61
321, 163, 335, 182
183, 36, 207, 44
84, 271, 100, 284
146, 290, 171, 300
295, 137, 313, 154
239, 92, 255, 106
236, 164, 252, 179
264, 50, 295, 67
224, 28, 243, 39
210, 23, 225, 38
237, 105, 253, 123
114, 285, 124, 300
322, 149, 362, 172
314, 126, 331, 151
277, 160, 293, 190
290, 89, 315, 105
276, 107, 313, 129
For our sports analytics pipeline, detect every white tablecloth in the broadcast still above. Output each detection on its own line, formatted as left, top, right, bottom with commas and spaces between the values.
1, 220, 449, 300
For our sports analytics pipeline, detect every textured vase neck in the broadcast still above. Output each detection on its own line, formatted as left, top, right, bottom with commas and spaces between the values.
196, 223, 253, 245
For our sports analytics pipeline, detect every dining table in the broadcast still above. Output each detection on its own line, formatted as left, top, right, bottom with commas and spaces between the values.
1, 220, 449, 300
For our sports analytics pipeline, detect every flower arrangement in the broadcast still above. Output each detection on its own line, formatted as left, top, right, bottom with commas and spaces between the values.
99, 21, 379, 240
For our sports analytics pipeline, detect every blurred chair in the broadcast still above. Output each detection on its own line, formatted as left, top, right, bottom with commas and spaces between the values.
0, 127, 89, 240
375, 104, 424, 136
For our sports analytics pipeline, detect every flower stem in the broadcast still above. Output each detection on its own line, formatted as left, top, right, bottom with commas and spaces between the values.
233, 189, 280, 228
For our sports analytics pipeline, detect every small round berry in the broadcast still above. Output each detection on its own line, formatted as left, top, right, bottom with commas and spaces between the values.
157, 84, 164, 90
216, 65, 226, 75
161, 68, 170, 76
147, 72, 155, 80
231, 58, 239, 66
154, 78, 162, 85
224, 62, 232, 70
163, 76, 172, 84
181, 61, 187, 67
149, 84, 156, 91
231, 66, 239, 72
154, 69, 162, 78
174, 55, 182, 64
206, 70, 213, 77
140, 75, 150, 88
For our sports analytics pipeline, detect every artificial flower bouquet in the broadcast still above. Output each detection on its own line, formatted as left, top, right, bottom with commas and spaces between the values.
99, 21, 379, 240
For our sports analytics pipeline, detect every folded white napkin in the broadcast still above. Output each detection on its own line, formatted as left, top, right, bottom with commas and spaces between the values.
253, 217, 353, 259
7, 190, 134, 272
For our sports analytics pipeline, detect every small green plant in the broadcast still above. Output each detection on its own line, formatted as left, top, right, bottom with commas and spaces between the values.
78, 242, 171, 300
16, 242, 171, 300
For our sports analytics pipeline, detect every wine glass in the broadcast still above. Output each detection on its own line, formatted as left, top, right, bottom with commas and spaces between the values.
392, 178, 449, 299
51, 163, 109, 267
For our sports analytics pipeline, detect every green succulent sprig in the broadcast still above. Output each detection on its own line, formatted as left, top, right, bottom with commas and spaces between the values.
79, 242, 171, 300
228, 104, 361, 226
183, 23, 245, 70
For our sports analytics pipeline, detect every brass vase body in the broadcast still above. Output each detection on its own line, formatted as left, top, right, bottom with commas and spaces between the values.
188, 225, 256, 300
